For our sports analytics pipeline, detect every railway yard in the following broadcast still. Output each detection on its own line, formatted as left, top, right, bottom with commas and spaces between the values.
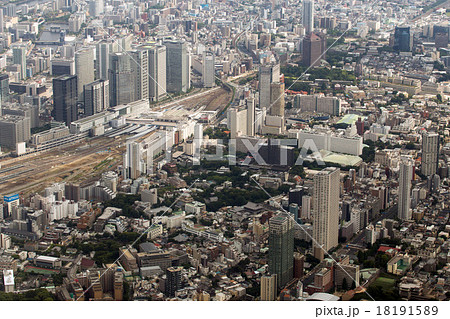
0, 135, 126, 196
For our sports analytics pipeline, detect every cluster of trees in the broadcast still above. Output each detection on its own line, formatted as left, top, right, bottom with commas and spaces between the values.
0, 289, 56, 301
282, 66, 356, 82
103, 194, 141, 218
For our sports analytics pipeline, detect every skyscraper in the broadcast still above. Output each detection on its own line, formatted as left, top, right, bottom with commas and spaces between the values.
0, 9, 4, 33
313, 167, 340, 256
108, 52, 136, 107
258, 64, 280, 108
12, 45, 27, 80
269, 82, 285, 117
147, 45, 167, 102
398, 157, 413, 221
302, 0, 314, 34
246, 97, 255, 137
421, 131, 439, 176
129, 49, 149, 101
0, 73, 9, 104
302, 32, 326, 67
165, 266, 182, 297
260, 274, 277, 301
393, 26, 413, 52
268, 213, 294, 288
164, 40, 190, 93
96, 41, 117, 81
89, 0, 104, 17
202, 51, 215, 88
84, 79, 109, 116
75, 47, 95, 101
53, 75, 78, 125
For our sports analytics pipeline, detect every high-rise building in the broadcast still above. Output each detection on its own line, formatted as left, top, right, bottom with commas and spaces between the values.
84, 79, 109, 116
421, 131, 439, 176
108, 52, 136, 107
75, 47, 95, 101
96, 41, 117, 81
165, 266, 182, 297
398, 157, 413, 220
0, 9, 4, 33
260, 274, 277, 301
129, 49, 149, 101
393, 26, 413, 52
202, 51, 215, 88
269, 82, 285, 117
302, 0, 314, 34
313, 167, 340, 256
147, 45, 167, 102
268, 213, 294, 288
258, 64, 280, 108
246, 97, 255, 137
0, 74, 9, 104
53, 75, 78, 125
89, 0, 104, 17
12, 45, 27, 80
302, 32, 326, 67
0, 115, 30, 148
164, 40, 190, 93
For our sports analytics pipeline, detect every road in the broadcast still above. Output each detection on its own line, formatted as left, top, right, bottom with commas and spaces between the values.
300, 203, 398, 288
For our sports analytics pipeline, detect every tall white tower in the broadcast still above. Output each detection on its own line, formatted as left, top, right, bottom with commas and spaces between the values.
398, 157, 413, 220
313, 167, 340, 253
421, 131, 439, 176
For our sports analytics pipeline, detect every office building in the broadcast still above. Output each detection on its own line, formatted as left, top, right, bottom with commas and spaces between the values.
165, 266, 182, 297
0, 115, 30, 148
398, 157, 413, 220
108, 52, 136, 107
84, 80, 109, 116
313, 167, 340, 257
164, 40, 190, 93
129, 49, 149, 101
89, 0, 104, 16
269, 82, 285, 117
246, 97, 255, 137
0, 74, 9, 104
393, 26, 413, 52
202, 51, 215, 88
53, 75, 78, 126
147, 45, 167, 102
302, 0, 314, 34
293, 94, 341, 116
302, 32, 326, 67
421, 132, 439, 176
268, 213, 294, 288
96, 41, 117, 81
260, 274, 277, 301
75, 47, 95, 101
12, 46, 27, 80
50, 58, 75, 76
258, 64, 280, 108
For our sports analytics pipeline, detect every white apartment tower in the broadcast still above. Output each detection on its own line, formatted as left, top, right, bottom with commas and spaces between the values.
421, 131, 439, 176
313, 167, 340, 253
398, 157, 413, 220
202, 51, 215, 88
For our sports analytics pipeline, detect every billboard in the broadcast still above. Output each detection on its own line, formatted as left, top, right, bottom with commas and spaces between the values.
4, 194, 19, 202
